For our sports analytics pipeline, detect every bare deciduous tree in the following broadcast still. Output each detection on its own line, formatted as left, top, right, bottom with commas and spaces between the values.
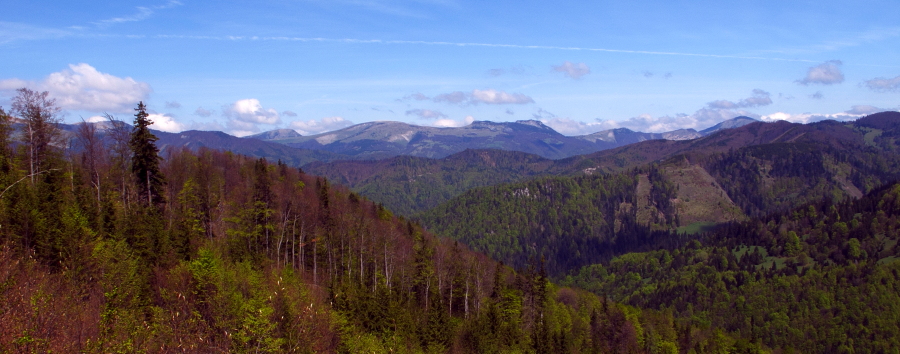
10, 88, 61, 184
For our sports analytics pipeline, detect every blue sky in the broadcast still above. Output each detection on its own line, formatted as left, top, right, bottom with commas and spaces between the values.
2, 0, 899, 136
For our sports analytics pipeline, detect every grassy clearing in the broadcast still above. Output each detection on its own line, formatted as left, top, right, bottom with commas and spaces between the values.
676, 221, 718, 235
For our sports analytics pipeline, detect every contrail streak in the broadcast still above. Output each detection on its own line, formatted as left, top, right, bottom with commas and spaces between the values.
154, 34, 821, 63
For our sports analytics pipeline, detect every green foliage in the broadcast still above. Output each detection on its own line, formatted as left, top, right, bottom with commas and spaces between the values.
418, 168, 680, 275
130, 101, 165, 206
564, 181, 900, 352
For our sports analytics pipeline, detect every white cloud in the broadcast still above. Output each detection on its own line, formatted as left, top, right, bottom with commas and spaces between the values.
282, 110, 298, 117
863, 75, 900, 92
797, 60, 844, 85
406, 109, 447, 119
0, 63, 152, 112
707, 89, 772, 109
223, 98, 280, 124
165, 101, 181, 109
760, 106, 884, 124
289, 116, 354, 135
470, 89, 534, 104
552, 61, 591, 79
810, 91, 824, 100
148, 113, 185, 132
433, 115, 475, 128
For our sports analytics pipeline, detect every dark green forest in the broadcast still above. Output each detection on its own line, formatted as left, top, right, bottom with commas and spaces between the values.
564, 181, 900, 353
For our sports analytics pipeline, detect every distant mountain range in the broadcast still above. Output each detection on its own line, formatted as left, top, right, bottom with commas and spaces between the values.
308, 112, 900, 215
48, 116, 757, 166
258, 117, 757, 160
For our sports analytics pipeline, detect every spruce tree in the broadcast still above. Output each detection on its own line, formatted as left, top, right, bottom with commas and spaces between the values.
130, 101, 165, 206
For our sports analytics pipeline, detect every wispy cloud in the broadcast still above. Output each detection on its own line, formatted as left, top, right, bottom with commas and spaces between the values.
406, 89, 534, 105
93, 0, 183, 28
405, 109, 447, 119
149, 35, 826, 63
194, 107, 214, 117
707, 89, 772, 109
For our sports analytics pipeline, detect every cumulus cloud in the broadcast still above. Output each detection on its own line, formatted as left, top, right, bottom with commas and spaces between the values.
165, 101, 181, 109
552, 61, 591, 79
405, 109, 447, 119
223, 99, 280, 124
282, 110, 298, 117
0, 63, 152, 112
194, 107, 213, 117
863, 75, 900, 92
408, 89, 535, 106
797, 60, 844, 85
810, 91, 824, 100
433, 115, 475, 128
707, 89, 772, 109
148, 113, 185, 132
289, 116, 354, 135
220, 99, 282, 136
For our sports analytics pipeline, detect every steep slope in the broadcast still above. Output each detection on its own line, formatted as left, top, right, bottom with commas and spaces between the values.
417, 126, 900, 276
304, 149, 554, 215
564, 181, 900, 353
312, 113, 900, 217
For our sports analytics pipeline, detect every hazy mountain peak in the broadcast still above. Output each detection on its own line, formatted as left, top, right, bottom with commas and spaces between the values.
246, 128, 301, 140
699, 116, 757, 135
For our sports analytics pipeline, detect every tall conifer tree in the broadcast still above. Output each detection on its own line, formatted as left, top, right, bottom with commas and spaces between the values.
130, 101, 165, 206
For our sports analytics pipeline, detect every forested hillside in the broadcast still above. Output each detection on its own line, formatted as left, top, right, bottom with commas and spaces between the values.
418, 116, 900, 277
0, 94, 759, 352
305, 149, 555, 215
311, 112, 900, 217
563, 181, 900, 353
